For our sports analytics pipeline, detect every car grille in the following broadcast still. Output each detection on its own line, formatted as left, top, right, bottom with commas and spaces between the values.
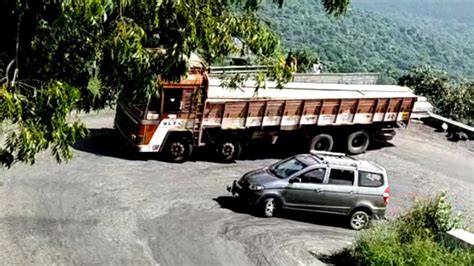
238, 178, 249, 188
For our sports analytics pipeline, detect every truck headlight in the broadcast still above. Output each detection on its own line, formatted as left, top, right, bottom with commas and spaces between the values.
248, 184, 264, 191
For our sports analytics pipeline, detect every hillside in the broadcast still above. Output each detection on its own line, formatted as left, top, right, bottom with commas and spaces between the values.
354, 0, 474, 27
260, 0, 474, 83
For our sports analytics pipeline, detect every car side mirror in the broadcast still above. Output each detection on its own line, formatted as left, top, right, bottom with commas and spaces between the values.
290, 178, 302, 184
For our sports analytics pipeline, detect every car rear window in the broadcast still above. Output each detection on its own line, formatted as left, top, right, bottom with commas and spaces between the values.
327, 169, 354, 186
359, 171, 384, 187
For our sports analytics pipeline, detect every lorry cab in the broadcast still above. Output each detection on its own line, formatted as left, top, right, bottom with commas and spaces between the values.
114, 55, 209, 161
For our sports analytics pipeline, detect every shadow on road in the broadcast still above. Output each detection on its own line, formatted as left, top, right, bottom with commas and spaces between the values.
73, 128, 152, 161
73, 127, 396, 162
367, 141, 395, 151
214, 196, 350, 229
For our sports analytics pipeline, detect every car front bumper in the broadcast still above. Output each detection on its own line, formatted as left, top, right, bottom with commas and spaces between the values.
227, 180, 262, 206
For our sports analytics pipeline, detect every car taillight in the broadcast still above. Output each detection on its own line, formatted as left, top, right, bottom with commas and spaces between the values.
383, 187, 390, 206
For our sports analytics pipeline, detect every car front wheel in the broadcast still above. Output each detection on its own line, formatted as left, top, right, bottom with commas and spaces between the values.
261, 197, 280, 217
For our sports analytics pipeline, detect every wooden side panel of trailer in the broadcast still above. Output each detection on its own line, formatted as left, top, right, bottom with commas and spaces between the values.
281, 100, 304, 130
201, 97, 417, 130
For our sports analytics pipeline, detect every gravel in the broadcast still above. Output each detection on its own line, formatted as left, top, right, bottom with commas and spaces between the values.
1, 110, 472, 265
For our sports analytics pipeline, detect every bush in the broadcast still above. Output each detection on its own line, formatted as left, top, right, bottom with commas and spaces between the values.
398, 66, 474, 126
320, 192, 474, 265
396, 192, 463, 243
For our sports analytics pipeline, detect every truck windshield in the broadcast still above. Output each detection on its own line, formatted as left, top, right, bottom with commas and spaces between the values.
269, 157, 309, 179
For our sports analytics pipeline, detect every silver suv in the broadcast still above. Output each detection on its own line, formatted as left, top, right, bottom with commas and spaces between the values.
227, 151, 390, 230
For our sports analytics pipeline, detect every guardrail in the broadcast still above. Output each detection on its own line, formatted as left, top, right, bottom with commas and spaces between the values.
208, 65, 381, 84
424, 112, 474, 140
446, 229, 474, 249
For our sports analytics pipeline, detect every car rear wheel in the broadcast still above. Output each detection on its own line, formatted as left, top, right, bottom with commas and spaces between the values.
261, 197, 280, 217
350, 210, 370, 230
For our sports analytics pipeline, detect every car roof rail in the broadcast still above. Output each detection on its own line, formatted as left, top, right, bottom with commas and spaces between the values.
310, 150, 347, 157
310, 150, 360, 167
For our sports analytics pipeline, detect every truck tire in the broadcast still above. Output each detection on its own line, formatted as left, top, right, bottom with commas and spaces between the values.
216, 139, 242, 163
309, 134, 334, 152
165, 138, 193, 163
346, 130, 370, 154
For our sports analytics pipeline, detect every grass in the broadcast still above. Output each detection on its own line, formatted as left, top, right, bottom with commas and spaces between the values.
316, 192, 474, 265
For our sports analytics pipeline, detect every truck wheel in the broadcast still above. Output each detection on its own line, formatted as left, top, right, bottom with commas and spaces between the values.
347, 130, 370, 154
309, 134, 334, 152
165, 139, 192, 163
216, 139, 242, 163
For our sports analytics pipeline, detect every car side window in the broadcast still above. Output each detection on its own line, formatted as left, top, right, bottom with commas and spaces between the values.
300, 168, 326, 184
327, 169, 354, 186
359, 171, 384, 187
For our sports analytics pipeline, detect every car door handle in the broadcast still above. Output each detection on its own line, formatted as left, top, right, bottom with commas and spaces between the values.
314, 188, 323, 193
348, 191, 354, 194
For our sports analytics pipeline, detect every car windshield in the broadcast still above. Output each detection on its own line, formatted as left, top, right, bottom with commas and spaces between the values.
269, 157, 309, 179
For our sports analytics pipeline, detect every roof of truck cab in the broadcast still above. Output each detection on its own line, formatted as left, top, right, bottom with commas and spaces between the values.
207, 78, 417, 100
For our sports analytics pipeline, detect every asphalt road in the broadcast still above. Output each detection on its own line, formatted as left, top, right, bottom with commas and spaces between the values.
1, 110, 473, 265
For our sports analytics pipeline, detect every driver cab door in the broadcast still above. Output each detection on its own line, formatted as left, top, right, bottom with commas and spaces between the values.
283, 167, 328, 210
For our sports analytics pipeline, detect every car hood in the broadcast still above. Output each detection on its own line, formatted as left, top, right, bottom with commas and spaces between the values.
243, 168, 279, 185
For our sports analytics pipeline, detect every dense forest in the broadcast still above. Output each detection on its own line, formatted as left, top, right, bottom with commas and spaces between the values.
260, 0, 474, 84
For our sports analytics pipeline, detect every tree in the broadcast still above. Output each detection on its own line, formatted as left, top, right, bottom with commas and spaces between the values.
293, 48, 321, 73
399, 66, 473, 125
258, 0, 474, 83
0, 0, 350, 167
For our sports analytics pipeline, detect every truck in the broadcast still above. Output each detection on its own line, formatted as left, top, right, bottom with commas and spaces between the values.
114, 64, 418, 163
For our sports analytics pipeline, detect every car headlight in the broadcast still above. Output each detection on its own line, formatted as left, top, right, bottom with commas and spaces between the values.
248, 184, 264, 191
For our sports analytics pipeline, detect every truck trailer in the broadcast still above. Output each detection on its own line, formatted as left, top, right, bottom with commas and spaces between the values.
114, 68, 417, 162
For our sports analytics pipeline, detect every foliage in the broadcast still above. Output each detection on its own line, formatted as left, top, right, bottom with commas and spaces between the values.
292, 49, 321, 73
322, 192, 473, 265
355, 0, 474, 27
353, 228, 473, 266
259, 0, 474, 84
0, 0, 351, 167
399, 66, 474, 125
395, 192, 463, 242
1, 81, 89, 165
352, 192, 471, 265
